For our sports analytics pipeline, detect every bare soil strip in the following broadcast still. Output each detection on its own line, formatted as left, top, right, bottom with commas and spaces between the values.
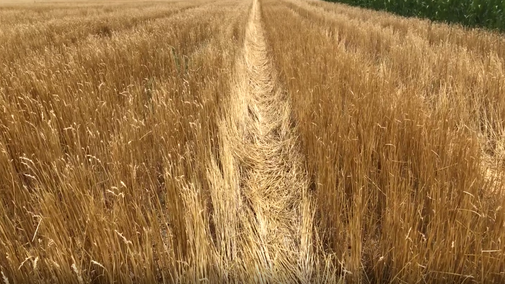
207, 0, 314, 282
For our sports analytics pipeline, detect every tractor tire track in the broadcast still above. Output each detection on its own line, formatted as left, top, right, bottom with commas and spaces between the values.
208, 0, 314, 282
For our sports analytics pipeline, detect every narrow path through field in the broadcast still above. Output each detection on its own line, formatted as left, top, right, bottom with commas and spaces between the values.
207, 0, 314, 282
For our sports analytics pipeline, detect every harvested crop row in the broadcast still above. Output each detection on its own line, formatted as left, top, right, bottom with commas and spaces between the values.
0, 1, 183, 26
262, 0, 505, 282
283, 0, 505, 159
287, 0, 505, 60
0, 0, 248, 282
0, 1, 211, 64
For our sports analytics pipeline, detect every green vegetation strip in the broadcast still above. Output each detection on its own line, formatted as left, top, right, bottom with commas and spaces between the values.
326, 0, 505, 32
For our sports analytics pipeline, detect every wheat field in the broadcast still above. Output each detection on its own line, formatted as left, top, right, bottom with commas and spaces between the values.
0, 0, 504, 283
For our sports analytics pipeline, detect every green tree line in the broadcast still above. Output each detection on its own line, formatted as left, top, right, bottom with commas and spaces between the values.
327, 0, 505, 32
